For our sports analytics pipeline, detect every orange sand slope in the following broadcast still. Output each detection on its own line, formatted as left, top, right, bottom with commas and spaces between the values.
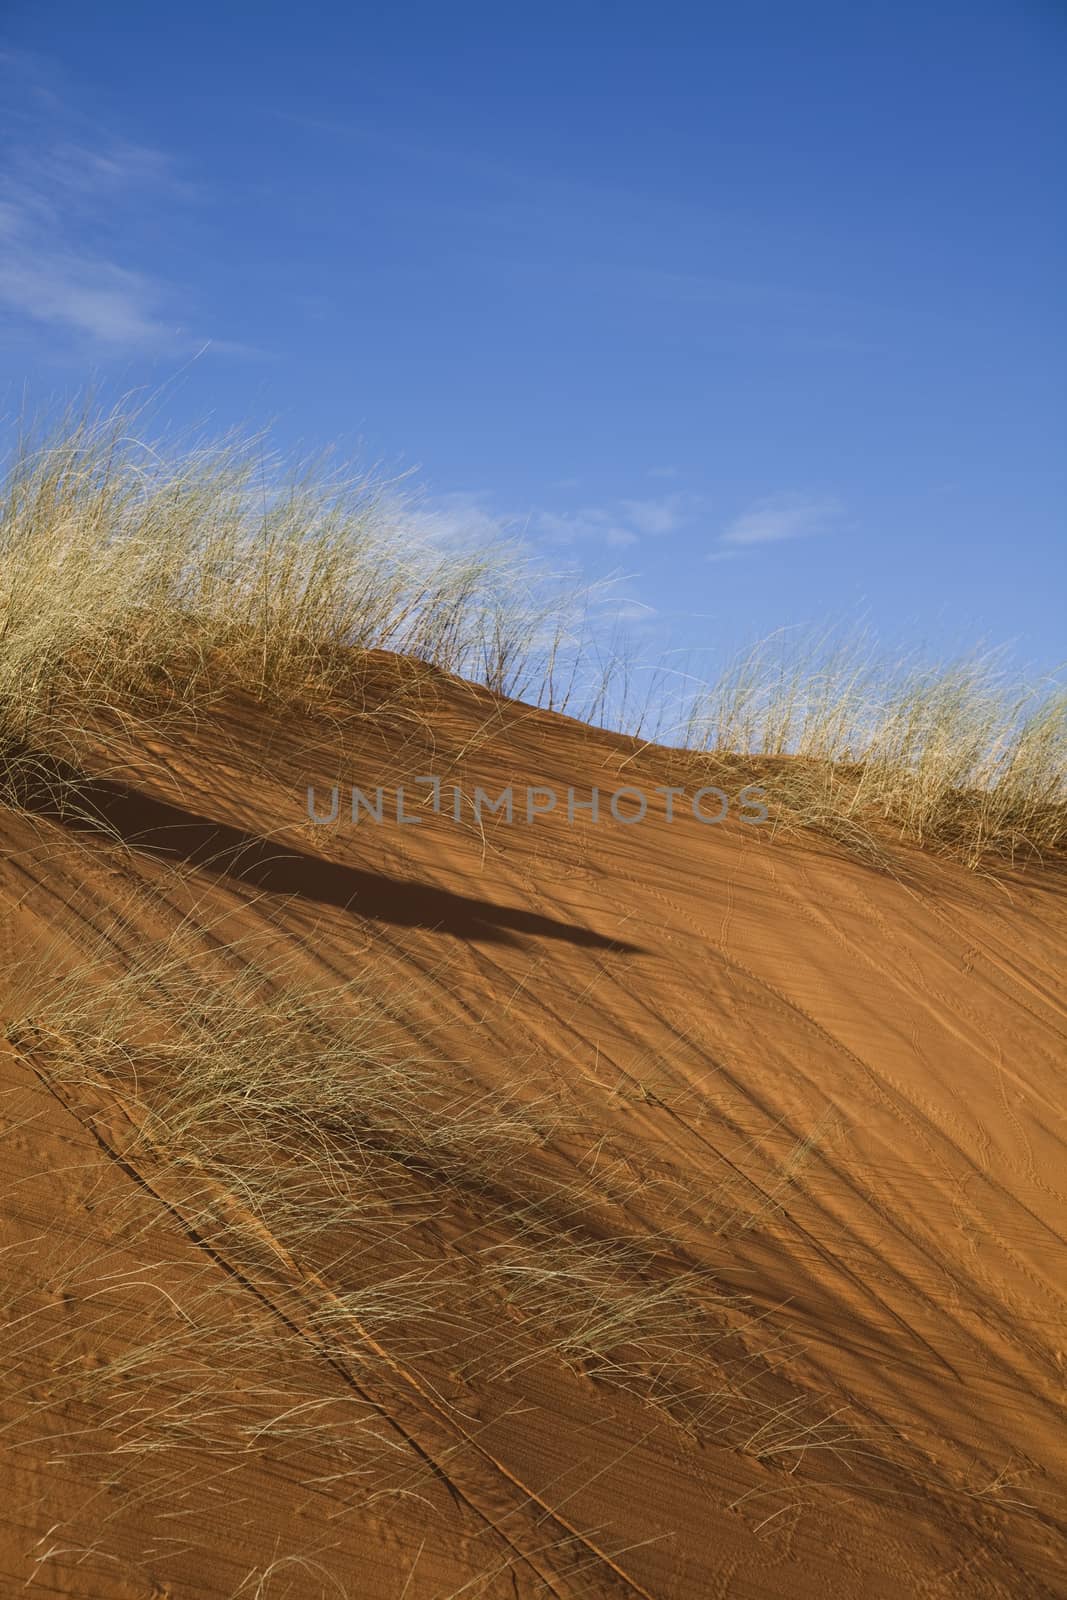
2, 659, 1065, 1598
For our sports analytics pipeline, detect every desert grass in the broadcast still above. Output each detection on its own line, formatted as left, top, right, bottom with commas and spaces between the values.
4, 909, 857, 1451
0, 399, 621, 822
0, 1232, 420, 1594
3, 400, 1063, 867
684, 627, 1066, 865
0, 400, 586, 704
4, 892, 991, 1593
2, 399, 1056, 1591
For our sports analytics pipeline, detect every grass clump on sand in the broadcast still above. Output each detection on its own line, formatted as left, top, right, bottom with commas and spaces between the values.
0, 399, 608, 807
5, 916, 816, 1444
685, 628, 1066, 866
1, 398, 1063, 867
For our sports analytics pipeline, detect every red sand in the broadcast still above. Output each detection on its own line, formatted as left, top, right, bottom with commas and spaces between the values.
2, 660, 1064, 1597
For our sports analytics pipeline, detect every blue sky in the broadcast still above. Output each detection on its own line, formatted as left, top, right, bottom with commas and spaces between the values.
2, 1, 1064, 677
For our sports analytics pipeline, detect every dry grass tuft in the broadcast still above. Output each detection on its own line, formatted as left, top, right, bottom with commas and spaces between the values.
0, 399, 616, 812
2, 402, 1063, 867
685, 628, 1066, 865
5, 916, 839, 1445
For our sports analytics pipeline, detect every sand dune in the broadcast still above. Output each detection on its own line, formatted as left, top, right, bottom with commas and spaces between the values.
2, 658, 1065, 1598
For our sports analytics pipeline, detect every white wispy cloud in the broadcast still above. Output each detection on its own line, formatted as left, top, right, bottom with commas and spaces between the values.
0, 248, 167, 345
619, 493, 692, 536
532, 507, 638, 547
407, 484, 708, 567
608, 599, 658, 622
0, 55, 210, 351
531, 490, 704, 548
0, 134, 178, 346
404, 491, 509, 547
719, 492, 844, 548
